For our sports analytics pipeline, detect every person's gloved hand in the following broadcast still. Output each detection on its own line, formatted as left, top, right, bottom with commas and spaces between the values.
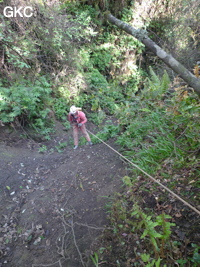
78, 123, 82, 127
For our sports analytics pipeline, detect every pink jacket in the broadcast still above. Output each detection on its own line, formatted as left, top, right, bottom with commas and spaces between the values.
68, 111, 87, 124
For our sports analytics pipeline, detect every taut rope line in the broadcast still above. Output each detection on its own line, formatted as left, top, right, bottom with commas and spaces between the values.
87, 130, 200, 216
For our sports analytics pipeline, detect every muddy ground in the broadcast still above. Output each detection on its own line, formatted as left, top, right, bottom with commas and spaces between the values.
0, 122, 127, 267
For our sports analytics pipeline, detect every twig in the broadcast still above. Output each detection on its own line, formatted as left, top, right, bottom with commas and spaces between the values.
70, 217, 86, 267
58, 209, 105, 267
32, 259, 65, 267
162, 131, 199, 155
56, 221, 68, 257
172, 142, 200, 154
74, 222, 105, 231
175, 126, 188, 141
172, 141, 178, 159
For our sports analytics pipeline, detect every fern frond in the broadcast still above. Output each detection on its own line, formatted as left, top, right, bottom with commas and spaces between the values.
149, 66, 160, 85
160, 70, 170, 94
142, 67, 171, 99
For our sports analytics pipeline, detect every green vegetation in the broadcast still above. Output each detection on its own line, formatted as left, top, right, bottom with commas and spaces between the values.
95, 70, 199, 265
0, 0, 199, 266
0, 77, 53, 139
116, 69, 200, 175
107, 194, 175, 265
90, 252, 99, 267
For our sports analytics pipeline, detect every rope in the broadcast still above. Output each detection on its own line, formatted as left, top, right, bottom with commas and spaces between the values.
87, 130, 200, 216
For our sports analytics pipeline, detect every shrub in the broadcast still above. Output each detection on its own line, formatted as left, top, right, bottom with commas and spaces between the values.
0, 77, 53, 138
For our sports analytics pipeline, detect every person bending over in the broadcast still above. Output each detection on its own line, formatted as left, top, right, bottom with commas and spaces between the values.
68, 105, 92, 149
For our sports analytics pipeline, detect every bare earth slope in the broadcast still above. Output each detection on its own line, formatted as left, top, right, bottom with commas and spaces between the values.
0, 124, 126, 267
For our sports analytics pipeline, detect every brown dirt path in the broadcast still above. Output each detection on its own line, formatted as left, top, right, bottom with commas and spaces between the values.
0, 124, 126, 267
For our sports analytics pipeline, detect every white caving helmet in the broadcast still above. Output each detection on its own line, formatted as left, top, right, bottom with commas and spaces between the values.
70, 105, 82, 114
70, 105, 77, 114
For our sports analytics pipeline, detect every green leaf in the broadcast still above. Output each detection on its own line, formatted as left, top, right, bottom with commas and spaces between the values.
141, 253, 150, 262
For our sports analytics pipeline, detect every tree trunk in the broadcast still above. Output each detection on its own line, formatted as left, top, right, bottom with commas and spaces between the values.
105, 13, 200, 97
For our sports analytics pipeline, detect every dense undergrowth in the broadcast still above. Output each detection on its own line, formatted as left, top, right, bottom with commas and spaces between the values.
0, 0, 200, 266
90, 71, 200, 266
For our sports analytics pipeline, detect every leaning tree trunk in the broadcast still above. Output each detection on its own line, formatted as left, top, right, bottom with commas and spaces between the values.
105, 12, 200, 97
